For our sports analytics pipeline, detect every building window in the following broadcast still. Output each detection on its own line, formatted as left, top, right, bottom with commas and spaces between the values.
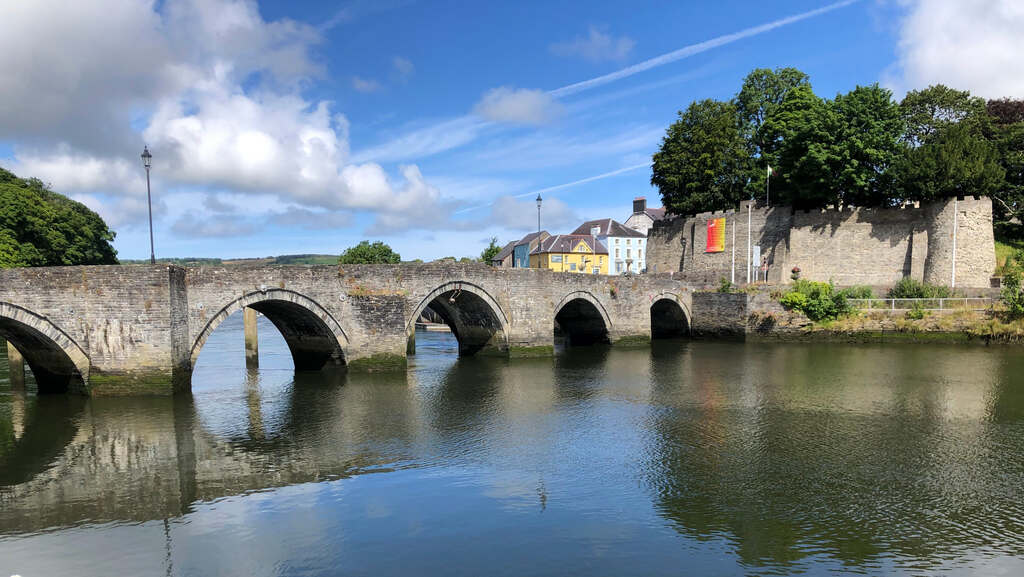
626, 249, 631, 258
627, 239, 631, 245
592, 267, 599, 274
551, 254, 563, 263
569, 263, 577, 271
616, 262, 623, 273
615, 238, 620, 244
639, 249, 643, 261
615, 248, 620, 258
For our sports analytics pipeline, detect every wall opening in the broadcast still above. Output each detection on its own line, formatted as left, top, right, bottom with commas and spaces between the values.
0, 318, 86, 394
651, 299, 690, 339
192, 297, 346, 375
410, 289, 507, 357
554, 298, 610, 346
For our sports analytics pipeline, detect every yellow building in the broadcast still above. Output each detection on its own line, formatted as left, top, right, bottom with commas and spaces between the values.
529, 234, 608, 274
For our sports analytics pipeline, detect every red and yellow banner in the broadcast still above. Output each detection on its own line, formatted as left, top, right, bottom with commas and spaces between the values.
706, 217, 726, 253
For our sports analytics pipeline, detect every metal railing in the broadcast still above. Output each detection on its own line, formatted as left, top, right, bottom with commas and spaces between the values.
847, 297, 995, 311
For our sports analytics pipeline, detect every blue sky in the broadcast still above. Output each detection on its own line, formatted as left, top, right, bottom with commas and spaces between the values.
1, 0, 1021, 261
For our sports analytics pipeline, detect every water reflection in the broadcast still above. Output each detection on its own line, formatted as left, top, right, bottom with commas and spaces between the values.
1, 323, 1024, 576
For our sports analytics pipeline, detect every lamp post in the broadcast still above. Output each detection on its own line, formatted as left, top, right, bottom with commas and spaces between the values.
536, 193, 542, 234
141, 146, 155, 265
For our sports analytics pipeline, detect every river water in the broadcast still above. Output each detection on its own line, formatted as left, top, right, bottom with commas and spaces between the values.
2, 314, 1024, 576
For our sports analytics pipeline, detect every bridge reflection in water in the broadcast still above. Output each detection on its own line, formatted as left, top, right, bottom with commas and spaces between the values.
2, 316, 1024, 576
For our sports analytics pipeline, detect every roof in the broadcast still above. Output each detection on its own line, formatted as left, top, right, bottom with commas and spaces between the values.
491, 240, 516, 263
530, 234, 608, 255
644, 207, 666, 220
513, 230, 548, 248
571, 218, 645, 238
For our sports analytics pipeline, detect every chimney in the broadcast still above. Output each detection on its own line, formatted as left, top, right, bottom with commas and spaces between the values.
633, 196, 646, 214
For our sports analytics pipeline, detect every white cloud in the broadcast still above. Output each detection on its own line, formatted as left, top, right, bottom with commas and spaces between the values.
171, 212, 258, 237
888, 0, 1024, 98
0, 0, 446, 237
473, 87, 562, 125
392, 56, 414, 80
350, 116, 488, 163
550, 26, 635, 63
352, 76, 382, 93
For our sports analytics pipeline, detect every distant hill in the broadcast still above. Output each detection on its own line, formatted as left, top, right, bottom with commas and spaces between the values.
120, 254, 340, 266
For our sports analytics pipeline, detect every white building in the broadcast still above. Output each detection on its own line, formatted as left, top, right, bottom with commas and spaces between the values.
571, 218, 647, 274
624, 196, 665, 237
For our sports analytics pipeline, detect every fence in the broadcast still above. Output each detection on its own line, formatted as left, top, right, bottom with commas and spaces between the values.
847, 298, 995, 311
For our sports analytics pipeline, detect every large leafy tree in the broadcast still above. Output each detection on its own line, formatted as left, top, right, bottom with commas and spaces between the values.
0, 167, 118, 267
763, 84, 903, 208
900, 85, 989, 146
651, 99, 752, 215
338, 240, 401, 264
893, 123, 1005, 202
735, 67, 810, 193
988, 99, 1024, 226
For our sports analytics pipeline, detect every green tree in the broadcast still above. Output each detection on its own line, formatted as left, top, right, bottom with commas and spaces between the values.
894, 123, 1005, 203
735, 67, 810, 194
764, 84, 903, 208
337, 240, 401, 264
988, 99, 1024, 227
480, 237, 501, 264
651, 99, 753, 215
900, 85, 989, 146
0, 167, 118, 267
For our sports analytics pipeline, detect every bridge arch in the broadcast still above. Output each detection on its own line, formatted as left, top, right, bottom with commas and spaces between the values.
553, 291, 612, 346
650, 292, 691, 338
407, 281, 510, 356
190, 289, 348, 371
0, 302, 90, 394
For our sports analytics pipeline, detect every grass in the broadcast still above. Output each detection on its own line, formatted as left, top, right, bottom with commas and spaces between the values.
995, 239, 1024, 276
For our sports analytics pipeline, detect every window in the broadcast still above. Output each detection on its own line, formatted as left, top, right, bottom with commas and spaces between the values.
591, 226, 600, 236
569, 263, 577, 271
592, 267, 599, 274
639, 250, 643, 261
615, 238, 620, 244
616, 262, 623, 273
551, 254, 563, 263
626, 249, 631, 258
615, 248, 620, 258
626, 239, 631, 245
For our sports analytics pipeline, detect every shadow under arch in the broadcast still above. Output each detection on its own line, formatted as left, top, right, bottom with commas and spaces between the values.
553, 291, 612, 346
0, 302, 90, 394
190, 289, 348, 372
650, 293, 691, 339
407, 281, 510, 356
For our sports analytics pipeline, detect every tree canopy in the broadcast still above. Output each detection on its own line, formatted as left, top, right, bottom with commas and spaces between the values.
651, 70, 1024, 231
0, 167, 118, 267
480, 237, 501, 264
338, 241, 401, 264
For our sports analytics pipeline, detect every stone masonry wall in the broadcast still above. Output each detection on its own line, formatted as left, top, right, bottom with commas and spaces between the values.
648, 197, 996, 288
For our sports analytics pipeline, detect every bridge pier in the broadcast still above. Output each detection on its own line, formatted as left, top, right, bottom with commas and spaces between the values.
244, 307, 259, 368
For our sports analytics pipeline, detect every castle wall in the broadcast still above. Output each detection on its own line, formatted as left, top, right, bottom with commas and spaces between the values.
647, 197, 995, 288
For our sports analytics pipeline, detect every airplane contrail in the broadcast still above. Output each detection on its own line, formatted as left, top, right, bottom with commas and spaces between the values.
454, 163, 651, 214
549, 0, 861, 98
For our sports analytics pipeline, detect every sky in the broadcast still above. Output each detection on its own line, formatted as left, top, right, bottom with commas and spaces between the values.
1, 0, 1023, 261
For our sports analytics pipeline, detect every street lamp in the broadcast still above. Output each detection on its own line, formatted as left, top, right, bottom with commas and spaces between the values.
536, 193, 542, 234
141, 145, 155, 265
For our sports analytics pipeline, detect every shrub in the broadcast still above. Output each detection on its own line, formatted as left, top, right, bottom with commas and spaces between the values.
1003, 269, 1024, 319
906, 302, 927, 320
888, 277, 953, 299
839, 285, 873, 299
777, 279, 852, 322
717, 277, 736, 293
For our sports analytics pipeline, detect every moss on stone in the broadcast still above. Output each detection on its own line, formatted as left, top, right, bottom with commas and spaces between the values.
88, 371, 176, 396
509, 345, 554, 358
613, 334, 651, 347
347, 353, 408, 372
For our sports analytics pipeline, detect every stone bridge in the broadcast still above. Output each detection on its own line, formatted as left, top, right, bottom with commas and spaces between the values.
0, 263, 700, 395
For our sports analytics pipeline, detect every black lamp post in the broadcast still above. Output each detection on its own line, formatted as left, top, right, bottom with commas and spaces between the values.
536, 193, 542, 234
141, 146, 155, 265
